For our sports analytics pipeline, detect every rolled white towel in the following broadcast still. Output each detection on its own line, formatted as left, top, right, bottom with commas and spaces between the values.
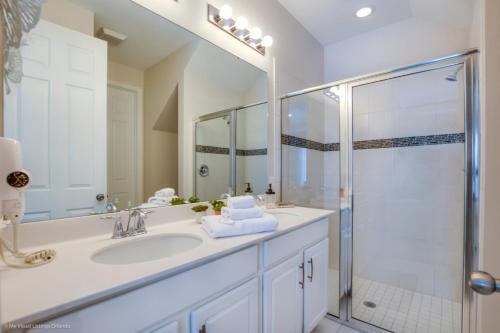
201, 213, 278, 238
155, 188, 175, 198
148, 196, 169, 205
221, 206, 263, 221
227, 195, 256, 209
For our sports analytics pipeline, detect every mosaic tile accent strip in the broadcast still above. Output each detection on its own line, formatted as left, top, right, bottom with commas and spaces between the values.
237, 148, 268, 156
196, 145, 267, 156
281, 134, 340, 152
196, 145, 229, 155
281, 133, 464, 151
353, 133, 465, 150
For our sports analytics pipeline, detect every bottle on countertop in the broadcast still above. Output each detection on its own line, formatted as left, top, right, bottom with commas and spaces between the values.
265, 183, 276, 209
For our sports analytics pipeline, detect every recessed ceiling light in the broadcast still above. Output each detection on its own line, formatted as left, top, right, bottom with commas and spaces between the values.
356, 6, 374, 18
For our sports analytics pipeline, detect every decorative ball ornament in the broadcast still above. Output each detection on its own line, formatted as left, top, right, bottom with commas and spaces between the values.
0, 0, 45, 92
6, 170, 30, 188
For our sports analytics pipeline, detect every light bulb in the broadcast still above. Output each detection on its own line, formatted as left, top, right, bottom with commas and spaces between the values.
235, 16, 248, 30
219, 4, 233, 20
261, 35, 273, 47
249, 27, 262, 40
356, 6, 373, 18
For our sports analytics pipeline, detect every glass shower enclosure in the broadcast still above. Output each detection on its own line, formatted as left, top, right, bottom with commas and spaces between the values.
194, 102, 268, 201
281, 50, 479, 333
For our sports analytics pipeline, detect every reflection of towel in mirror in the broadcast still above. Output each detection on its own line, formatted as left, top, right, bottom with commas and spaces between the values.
227, 195, 255, 209
201, 214, 278, 238
147, 195, 177, 206
155, 188, 175, 198
221, 206, 263, 221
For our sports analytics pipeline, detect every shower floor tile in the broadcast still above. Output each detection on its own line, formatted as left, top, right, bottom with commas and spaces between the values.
327, 269, 462, 333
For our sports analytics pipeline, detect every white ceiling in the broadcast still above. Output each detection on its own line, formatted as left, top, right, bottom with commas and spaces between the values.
277, 0, 476, 46
69, 0, 198, 70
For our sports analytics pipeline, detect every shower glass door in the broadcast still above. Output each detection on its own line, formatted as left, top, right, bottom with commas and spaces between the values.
281, 89, 341, 317
350, 64, 466, 332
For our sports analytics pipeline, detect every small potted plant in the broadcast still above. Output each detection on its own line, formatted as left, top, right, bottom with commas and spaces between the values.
209, 200, 225, 215
170, 197, 186, 205
192, 205, 209, 223
188, 196, 200, 203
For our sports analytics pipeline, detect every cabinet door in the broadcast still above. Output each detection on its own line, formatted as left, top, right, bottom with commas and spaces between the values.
263, 253, 304, 333
190, 278, 258, 333
303, 238, 329, 333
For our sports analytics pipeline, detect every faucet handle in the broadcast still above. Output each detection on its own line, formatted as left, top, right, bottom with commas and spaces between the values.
101, 214, 124, 239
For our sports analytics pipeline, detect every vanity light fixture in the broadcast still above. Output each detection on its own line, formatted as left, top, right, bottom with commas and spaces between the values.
207, 3, 273, 55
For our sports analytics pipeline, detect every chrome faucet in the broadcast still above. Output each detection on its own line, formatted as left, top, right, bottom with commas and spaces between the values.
125, 208, 147, 236
101, 208, 149, 239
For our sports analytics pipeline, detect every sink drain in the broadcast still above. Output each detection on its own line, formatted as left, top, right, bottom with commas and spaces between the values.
363, 301, 377, 308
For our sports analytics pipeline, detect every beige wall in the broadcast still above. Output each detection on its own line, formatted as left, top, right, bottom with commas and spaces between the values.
143, 41, 199, 199
478, 0, 500, 332
108, 61, 144, 89
41, 0, 94, 35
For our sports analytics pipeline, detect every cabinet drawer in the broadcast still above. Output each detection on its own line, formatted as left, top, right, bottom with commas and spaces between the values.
262, 219, 328, 269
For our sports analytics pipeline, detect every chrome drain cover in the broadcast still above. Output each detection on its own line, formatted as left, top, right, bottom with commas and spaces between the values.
363, 301, 377, 308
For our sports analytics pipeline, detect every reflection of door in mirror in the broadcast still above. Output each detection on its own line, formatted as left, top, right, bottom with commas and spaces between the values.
107, 83, 142, 211
4, 20, 107, 222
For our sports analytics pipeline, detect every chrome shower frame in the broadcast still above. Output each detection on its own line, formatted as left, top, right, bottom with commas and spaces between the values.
193, 101, 268, 198
280, 49, 480, 333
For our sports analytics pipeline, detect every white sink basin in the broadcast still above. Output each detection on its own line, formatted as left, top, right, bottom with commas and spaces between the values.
268, 211, 300, 223
91, 234, 203, 265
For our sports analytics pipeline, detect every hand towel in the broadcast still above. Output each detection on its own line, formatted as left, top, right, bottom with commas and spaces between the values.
227, 195, 256, 209
221, 206, 263, 221
201, 213, 278, 238
155, 188, 175, 198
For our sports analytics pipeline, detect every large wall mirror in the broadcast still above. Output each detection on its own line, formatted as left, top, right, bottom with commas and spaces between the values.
2, 0, 268, 222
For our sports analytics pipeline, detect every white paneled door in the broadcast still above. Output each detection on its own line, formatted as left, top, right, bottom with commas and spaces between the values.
4, 19, 107, 221
107, 84, 141, 210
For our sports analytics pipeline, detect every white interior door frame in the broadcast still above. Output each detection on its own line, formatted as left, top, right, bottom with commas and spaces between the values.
107, 81, 144, 205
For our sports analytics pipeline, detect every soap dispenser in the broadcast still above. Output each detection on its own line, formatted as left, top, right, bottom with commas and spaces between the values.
265, 183, 276, 209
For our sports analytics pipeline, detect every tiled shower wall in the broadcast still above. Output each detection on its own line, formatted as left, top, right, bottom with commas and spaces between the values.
352, 66, 465, 303
281, 65, 465, 311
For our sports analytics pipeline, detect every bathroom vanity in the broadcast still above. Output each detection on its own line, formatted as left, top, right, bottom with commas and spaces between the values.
1, 206, 333, 333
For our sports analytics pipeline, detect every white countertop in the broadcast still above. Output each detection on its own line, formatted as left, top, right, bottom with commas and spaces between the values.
0, 206, 333, 327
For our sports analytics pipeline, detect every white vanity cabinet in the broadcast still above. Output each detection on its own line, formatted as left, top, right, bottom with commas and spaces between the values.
262, 219, 329, 333
19, 218, 330, 333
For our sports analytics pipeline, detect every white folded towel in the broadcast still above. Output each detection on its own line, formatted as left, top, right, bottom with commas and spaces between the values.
147, 195, 177, 205
221, 206, 263, 221
227, 195, 256, 209
155, 188, 175, 198
201, 213, 278, 238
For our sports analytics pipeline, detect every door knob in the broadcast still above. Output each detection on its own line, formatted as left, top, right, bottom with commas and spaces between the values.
96, 193, 105, 202
470, 271, 500, 295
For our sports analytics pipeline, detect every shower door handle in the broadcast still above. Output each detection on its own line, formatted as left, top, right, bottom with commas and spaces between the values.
470, 271, 500, 295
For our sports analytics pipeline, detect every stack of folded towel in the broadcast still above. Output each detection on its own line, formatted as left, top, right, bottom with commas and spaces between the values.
147, 188, 177, 206
202, 195, 278, 238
